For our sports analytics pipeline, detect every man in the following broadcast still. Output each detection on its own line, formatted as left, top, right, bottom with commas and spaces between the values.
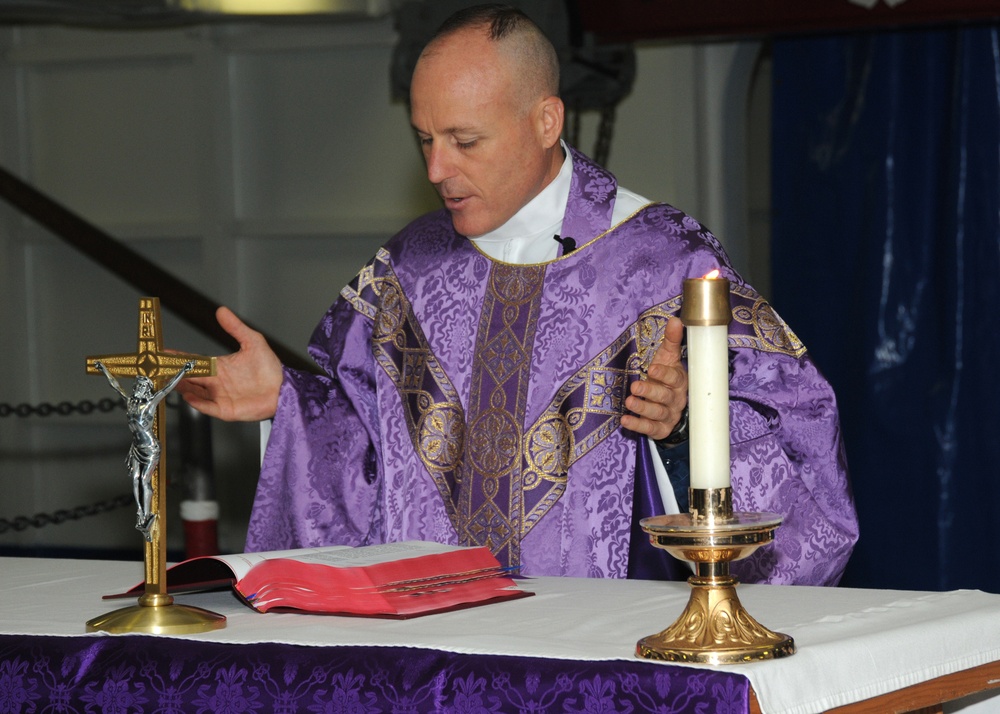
179, 4, 857, 585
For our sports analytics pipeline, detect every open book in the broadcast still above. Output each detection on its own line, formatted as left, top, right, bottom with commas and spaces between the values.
107, 541, 531, 618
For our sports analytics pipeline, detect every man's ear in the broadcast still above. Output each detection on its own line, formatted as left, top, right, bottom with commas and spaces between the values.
538, 96, 564, 148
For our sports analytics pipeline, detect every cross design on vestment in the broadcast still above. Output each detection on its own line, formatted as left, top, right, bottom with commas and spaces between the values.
86, 297, 216, 597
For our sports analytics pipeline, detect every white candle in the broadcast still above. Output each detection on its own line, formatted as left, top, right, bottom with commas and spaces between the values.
681, 272, 731, 490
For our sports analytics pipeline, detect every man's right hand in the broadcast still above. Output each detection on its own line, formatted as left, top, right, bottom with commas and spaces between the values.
175, 306, 284, 422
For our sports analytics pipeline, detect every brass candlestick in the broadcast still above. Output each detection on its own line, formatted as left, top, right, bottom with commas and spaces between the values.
636, 273, 794, 664
636, 489, 794, 664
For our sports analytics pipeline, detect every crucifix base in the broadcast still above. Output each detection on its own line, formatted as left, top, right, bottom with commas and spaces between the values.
86, 592, 226, 635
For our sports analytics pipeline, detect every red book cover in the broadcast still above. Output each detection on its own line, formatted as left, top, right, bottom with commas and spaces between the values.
105, 541, 531, 618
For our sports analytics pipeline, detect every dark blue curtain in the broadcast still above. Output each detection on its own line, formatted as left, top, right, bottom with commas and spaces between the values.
771, 26, 1000, 592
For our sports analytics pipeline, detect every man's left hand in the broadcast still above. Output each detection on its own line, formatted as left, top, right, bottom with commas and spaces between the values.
622, 316, 688, 440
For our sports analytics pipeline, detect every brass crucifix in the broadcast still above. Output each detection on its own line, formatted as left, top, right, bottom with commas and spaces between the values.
85, 297, 224, 633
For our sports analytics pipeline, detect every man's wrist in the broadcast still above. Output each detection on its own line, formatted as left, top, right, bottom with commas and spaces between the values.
656, 406, 689, 448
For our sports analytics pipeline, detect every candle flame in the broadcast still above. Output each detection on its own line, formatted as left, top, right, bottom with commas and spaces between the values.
703, 269, 721, 279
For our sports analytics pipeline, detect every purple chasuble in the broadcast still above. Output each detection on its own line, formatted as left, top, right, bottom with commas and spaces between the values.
248, 149, 859, 585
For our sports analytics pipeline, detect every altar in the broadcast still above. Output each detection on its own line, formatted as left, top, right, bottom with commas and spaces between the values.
2, 556, 1000, 713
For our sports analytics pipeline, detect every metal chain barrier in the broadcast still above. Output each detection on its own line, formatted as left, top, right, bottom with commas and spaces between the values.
0, 396, 122, 418
0, 494, 134, 534
0, 396, 180, 532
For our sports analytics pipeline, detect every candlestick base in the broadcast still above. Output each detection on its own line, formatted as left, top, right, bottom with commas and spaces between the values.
636, 490, 795, 664
86, 593, 226, 634
636, 571, 795, 664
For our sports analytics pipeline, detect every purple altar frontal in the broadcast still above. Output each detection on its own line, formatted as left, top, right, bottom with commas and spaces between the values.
3, 557, 1000, 714
0, 634, 746, 713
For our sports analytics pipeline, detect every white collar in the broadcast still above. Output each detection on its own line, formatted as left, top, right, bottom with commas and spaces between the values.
468, 144, 572, 264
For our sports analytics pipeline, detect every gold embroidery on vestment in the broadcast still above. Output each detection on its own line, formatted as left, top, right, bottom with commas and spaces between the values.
341, 254, 806, 567
350, 252, 466, 531
339, 248, 384, 320
461, 264, 546, 567
729, 284, 806, 358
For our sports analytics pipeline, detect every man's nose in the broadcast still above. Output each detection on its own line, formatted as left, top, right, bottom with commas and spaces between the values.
425, 143, 453, 185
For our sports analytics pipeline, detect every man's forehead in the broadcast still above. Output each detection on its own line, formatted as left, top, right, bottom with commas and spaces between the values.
410, 74, 506, 133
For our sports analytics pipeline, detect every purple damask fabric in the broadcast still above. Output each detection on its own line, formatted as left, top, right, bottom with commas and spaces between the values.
247, 149, 858, 585
0, 635, 751, 714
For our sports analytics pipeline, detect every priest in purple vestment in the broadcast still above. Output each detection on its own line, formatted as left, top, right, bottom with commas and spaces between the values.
178, 4, 858, 586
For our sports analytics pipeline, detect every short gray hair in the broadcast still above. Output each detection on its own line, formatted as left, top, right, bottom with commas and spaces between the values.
428, 3, 559, 100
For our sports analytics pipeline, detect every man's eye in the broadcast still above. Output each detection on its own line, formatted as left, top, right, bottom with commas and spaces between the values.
457, 140, 477, 149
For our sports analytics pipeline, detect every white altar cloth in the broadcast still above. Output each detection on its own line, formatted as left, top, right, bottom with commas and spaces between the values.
2, 556, 1000, 714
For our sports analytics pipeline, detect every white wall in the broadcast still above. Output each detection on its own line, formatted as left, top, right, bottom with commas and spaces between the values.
0, 17, 764, 555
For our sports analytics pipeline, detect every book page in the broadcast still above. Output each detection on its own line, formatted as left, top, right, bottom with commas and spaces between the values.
208, 541, 468, 580
286, 541, 469, 569
204, 545, 353, 580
